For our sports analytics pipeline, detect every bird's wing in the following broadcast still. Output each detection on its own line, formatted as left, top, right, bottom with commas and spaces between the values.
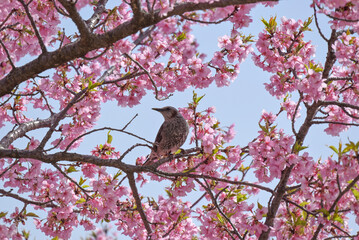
153, 123, 164, 152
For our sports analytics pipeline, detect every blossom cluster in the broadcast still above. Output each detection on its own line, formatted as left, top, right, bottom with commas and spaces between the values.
271, 148, 359, 239
314, 0, 359, 32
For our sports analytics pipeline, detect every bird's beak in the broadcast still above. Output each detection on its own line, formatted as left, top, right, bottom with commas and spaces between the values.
152, 108, 163, 112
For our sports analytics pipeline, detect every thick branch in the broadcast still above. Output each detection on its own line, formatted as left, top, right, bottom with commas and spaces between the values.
0, 0, 277, 97
58, 0, 91, 39
85, 0, 109, 29
320, 101, 359, 111
259, 102, 321, 240
0, 149, 134, 172
322, 29, 337, 79
0, 117, 53, 149
130, 0, 142, 18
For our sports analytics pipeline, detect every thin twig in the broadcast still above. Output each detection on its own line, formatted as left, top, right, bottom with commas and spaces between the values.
127, 172, 152, 235
313, 2, 328, 42
197, 179, 243, 240
0, 39, 15, 69
0, 189, 57, 208
37, 88, 88, 150
311, 120, 359, 126
64, 127, 153, 152
180, 7, 238, 25
123, 53, 171, 101
82, 47, 110, 60
0, 159, 20, 178
18, 0, 47, 53
52, 163, 93, 199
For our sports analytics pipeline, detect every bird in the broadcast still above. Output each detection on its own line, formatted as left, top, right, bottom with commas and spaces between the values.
144, 106, 189, 165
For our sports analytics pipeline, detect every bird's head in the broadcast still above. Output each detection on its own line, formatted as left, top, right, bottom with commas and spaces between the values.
152, 106, 178, 120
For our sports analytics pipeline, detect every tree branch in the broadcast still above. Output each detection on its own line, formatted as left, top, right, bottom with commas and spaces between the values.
311, 173, 359, 239
51, 163, 93, 199
37, 88, 88, 150
123, 53, 171, 101
130, 0, 142, 19
259, 102, 321, 240
322, 29, 337, 79
0, 189, 57, 208
196, 178, 243, 240
0, 39, 15, 69
127, 172, 152, 235
18, 0, 47, 53
152, 169, 274, 193
0, 0, 277, 98
64, 126, 153, 152
0, 117, 53, 149
58, 0, 92, 39
85, 0, 109, 30
0, 148, 134, 172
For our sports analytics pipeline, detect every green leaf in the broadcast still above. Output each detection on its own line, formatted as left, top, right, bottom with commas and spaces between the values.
66, 166, 78, 173
296, 218, 307, 226
333, 214, 344, 224
293, 141, 308, 153
107, 130, 113, 144
22, 230, 30, 238
259, 123, 268, 133
51, 237, 59, 240
0, 212, 7, 218
26, 212, 39, 218
242, 34, 255, 43
216, 212, 224, 224
236, 192, 248, 203
301, 16, 313, 31
299, 201, 310, 207
165, 189, 173, 197
262, 16, 277, 34
196, 94, 205, 103
329, 145, 338, 154
351, 188, 359, 200
107, 6, 118, 17
317, 208, 330, 217
301, 209, 307, 220
261, 18, 270, 28
113, 170, 122, 180
76, 198, 86, 204
257, 202, 263, 210
192, 91, 205, 104
88, 81, 103, 91
174, 149, 182, 154
79, 177, 86, 186
176, 31, 187, 42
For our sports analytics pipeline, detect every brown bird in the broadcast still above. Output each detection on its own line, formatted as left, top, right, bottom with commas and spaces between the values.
144, 106, 189, 165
